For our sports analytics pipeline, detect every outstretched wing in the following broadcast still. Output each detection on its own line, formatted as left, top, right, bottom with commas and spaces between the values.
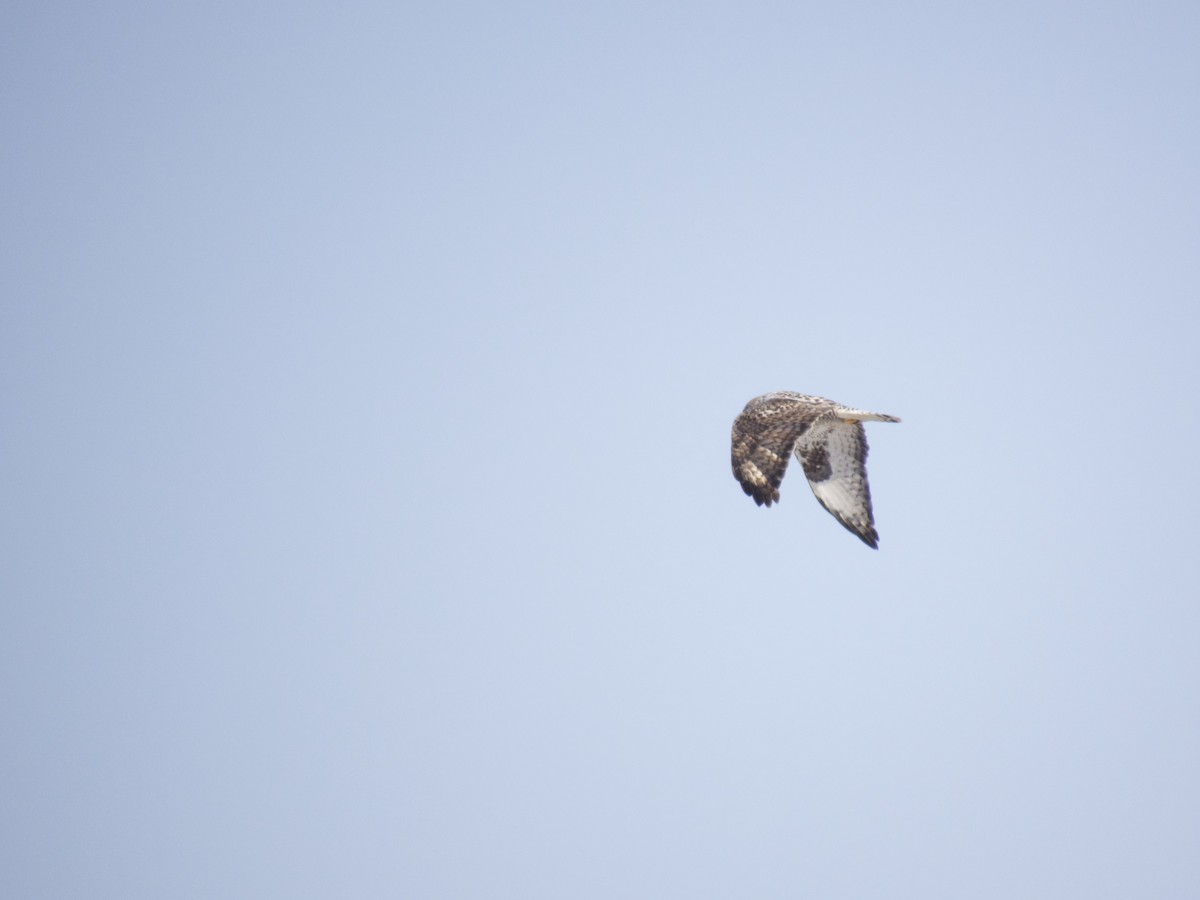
730, 400, 813, 506
795, 421, 880, 548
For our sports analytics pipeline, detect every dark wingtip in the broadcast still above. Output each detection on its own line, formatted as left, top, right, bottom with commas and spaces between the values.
740, 482, 779, 507
840, 520, 879, 549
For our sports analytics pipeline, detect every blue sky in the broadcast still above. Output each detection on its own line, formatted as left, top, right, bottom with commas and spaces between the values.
3, 2, 1199, 897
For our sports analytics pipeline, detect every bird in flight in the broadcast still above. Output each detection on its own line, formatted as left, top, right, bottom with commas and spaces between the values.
731, 392, 900, 548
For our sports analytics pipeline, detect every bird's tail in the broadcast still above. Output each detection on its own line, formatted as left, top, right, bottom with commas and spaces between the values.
835, 407, 901, 424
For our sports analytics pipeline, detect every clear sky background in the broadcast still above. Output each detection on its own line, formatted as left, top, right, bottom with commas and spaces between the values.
3, 2, 1199, 898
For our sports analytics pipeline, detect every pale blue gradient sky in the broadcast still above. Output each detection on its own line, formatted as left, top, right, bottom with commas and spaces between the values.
3, 2, 1199, 898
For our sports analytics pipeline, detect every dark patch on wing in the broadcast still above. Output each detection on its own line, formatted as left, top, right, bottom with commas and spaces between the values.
798, 443, 831, 483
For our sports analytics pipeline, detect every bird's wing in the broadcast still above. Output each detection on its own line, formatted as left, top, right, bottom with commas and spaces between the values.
795, 421, 880, 548
730, 404, 812, 507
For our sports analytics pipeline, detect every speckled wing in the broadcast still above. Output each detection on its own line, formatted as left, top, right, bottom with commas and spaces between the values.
730, 400, 813, 507
795, 421, 879, 548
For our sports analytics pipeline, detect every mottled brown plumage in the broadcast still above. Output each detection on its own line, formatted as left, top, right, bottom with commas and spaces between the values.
731, 392, 900, 548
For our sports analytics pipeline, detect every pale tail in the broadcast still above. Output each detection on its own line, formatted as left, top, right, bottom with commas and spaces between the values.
834, 407, 901, 424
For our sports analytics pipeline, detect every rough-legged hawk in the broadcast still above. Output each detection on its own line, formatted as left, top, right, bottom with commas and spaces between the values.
731, 392, 900, 548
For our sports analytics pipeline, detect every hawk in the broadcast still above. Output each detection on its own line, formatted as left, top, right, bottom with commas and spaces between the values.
731, 392, 900, 548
